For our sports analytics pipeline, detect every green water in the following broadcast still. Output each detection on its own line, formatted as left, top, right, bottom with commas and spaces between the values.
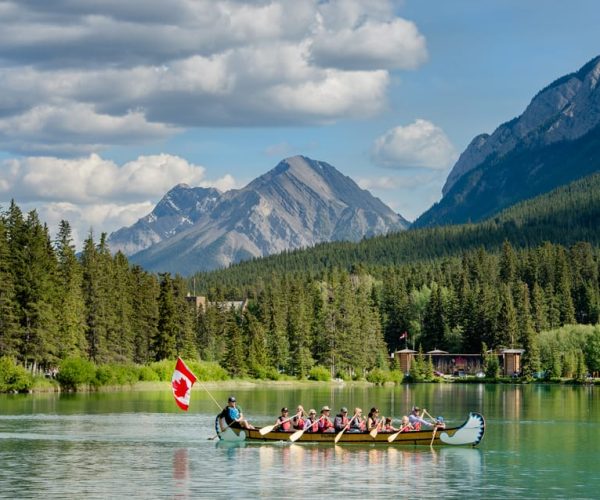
1, 384, 598, 499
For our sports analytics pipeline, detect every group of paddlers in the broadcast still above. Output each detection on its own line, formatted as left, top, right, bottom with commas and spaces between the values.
218, 395, 445, 435
272, 405, 445, 434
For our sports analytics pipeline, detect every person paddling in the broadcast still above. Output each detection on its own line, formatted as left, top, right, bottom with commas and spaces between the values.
304, 409, 319, 432
291, 405, 306, 430
334, 407, 350, 432
219, 396, 255, 431
408, 406, 433, 431
318, 406, 335, 432
366, 407, 383, 433
274, 407, 292, 432
347, 407, 364, 433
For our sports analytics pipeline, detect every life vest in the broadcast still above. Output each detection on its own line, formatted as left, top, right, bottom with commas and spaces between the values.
319, 418, 333, 432
277, 416, 291, 431
334, 415, 349, 431
305, 418, 319, 432
291, 416, 304, 430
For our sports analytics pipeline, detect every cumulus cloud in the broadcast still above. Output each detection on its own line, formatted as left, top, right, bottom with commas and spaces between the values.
0, 0, 427, 156
0, 153, 237, 247
371, 119, 458, 170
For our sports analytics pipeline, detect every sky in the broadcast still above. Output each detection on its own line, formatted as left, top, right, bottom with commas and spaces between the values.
0, 0, 599, 248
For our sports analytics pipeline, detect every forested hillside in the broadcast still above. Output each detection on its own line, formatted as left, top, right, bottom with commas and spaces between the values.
193, 172, 600, 293
1, 173, 599, 381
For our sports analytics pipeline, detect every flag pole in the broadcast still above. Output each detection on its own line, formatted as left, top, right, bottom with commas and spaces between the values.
197, 380, 224, 412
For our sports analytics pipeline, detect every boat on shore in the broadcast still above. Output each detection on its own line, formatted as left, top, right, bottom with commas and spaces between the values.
217, 412, 485, 446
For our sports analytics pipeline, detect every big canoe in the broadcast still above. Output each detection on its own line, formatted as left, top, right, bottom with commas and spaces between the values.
217, 412, 485, 446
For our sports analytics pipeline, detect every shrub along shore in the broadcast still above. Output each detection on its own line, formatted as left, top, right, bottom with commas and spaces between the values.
1, 355, 597, 394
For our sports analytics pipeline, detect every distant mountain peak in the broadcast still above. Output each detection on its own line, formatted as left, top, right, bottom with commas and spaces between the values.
416, 55, 600, 229
109, 155, 409, 273
442, 55, 600, 196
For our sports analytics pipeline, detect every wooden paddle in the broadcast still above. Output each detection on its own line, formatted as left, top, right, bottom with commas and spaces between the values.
387, 424, 410, 443
259, 413, 298, 436
289, 416, 324, 442
334, 414, 359, 444
430, 426, 437, 446
369, 416, 384, 439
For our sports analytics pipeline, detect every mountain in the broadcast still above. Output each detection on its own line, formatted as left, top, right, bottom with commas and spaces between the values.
108, 185, 221, 255
110, 155, 408, 273
414, 55, 600, 228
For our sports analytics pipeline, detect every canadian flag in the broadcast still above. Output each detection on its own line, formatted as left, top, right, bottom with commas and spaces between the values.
172, 357, 197, 411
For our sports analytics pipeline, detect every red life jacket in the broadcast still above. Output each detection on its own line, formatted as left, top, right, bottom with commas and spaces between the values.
291, 416, 304, 430
305, 418, 319, 432
277, 416, 291, 431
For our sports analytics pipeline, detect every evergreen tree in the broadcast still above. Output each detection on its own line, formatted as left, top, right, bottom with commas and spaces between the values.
421, 283, 446, 351
130, 266, 159, 364
153, 273, 178, 360
244, 310, 269, 377
81, 231, 109, 362
223, 309, 247, 377
515, 282, 540, 377
496, 285, 518, 348
0, 216, 20, 357
55, 221, 87, 359
286, 280, 314, 378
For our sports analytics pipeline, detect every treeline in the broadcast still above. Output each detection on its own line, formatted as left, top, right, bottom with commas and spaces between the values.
1, 181, 600, 381
192, 172, 600, 293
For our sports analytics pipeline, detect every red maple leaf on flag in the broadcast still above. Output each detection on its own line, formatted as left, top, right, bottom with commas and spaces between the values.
173, 377, 189, 398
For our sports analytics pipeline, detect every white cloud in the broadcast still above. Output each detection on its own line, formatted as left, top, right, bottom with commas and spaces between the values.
310, 18, 428, 70
0, 152, 237, 249
371, 119, 458, 170
357, 176, 404, 190
0, 153, 212, 203
0, 0, 428, 156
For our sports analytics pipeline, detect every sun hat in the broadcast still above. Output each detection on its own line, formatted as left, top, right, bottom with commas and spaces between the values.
341, 407, 348, 413
321, 406, 330, 412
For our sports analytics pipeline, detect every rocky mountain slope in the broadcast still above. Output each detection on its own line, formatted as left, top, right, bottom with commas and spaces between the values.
110, 156, 408, 273
415, 55, 600, 227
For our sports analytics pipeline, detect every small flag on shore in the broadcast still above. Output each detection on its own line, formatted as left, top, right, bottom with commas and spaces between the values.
399, 331, 407, 340
172, 357, 197, 411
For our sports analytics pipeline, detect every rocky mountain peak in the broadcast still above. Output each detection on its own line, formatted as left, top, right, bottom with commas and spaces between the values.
443, 55, 600, 195
110, 155, 409, 274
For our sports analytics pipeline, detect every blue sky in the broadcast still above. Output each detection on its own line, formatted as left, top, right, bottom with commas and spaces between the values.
0, 0, 598, 247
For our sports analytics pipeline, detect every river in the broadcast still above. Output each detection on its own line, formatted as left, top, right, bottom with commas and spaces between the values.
1, 383, 598, 499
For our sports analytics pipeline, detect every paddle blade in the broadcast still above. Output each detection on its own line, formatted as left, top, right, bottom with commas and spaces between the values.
289, 429, 304, 442
369, 428, 378, 438
334, 429, 345, 444
259, 424, 275, 436
387, 431, 400, 443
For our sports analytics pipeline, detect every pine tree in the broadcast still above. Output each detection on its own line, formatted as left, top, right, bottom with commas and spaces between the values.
130, 266, 159, 364
515, 282, 540, 377
153, 273, 178, 360
495, 285, 518, 348
0, 216, 20, 358
286, 280, 314, 378
223, 309, 247, 377
244, 310, 269, 377
55, 220, 87, 359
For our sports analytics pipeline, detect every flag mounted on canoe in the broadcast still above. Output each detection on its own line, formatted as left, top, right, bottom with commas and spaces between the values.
172, 357, 197, 411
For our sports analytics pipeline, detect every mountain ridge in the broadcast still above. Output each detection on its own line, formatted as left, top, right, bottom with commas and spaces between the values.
413, 55, 600, 228
109, 155, 408, 274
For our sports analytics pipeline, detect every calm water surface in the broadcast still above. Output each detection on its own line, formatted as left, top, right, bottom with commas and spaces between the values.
1, 384, 598, 499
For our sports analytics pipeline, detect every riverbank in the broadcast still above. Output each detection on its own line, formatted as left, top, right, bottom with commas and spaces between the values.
14, 375, 598, 395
